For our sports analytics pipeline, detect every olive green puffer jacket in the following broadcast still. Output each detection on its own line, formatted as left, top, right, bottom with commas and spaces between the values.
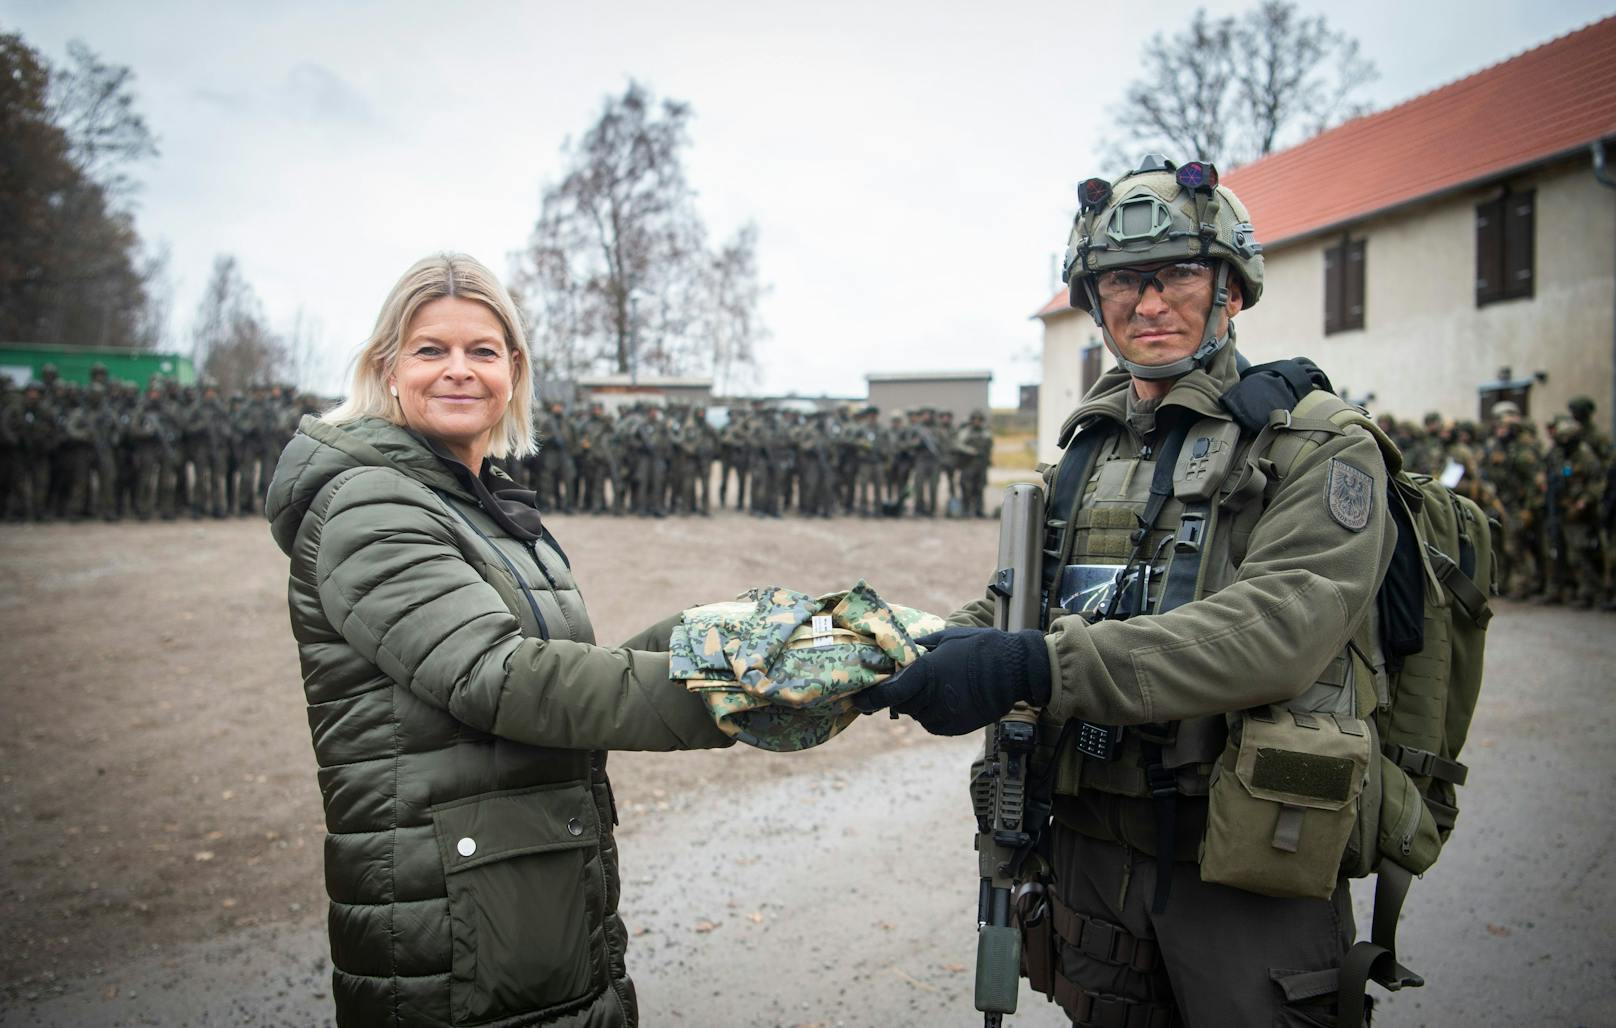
266, 415, 731, 1028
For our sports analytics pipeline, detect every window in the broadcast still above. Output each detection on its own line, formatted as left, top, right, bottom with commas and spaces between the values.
1323, 236, 1366, 334
1476, 189, 1534, 305
1080, 342, 1104, 394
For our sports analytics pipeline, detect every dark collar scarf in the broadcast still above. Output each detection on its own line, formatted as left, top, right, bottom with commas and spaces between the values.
414, 433, 571, 567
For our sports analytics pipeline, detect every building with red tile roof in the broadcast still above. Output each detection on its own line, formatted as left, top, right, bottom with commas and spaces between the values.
1033, 16, 1616, 460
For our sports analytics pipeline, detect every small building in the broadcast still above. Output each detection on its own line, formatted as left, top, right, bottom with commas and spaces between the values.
0, 342, 196, 387
1032, 17, 1616, 460
575, 374, 713, 412
865, 370, 992, 421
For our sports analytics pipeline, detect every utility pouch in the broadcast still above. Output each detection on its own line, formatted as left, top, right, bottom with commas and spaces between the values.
1375, 754, 1443, 875
1201, 705, 1372, 900
1014, 882, 1056, 999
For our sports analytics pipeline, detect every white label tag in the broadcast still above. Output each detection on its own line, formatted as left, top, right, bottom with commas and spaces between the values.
1439, 459, 1465, 489
810, 614, 833, 647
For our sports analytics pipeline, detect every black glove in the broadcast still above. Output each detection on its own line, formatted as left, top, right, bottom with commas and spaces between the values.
853, 626, 1051, 736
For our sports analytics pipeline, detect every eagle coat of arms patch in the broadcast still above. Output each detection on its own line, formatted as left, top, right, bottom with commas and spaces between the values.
1326, 457, 1373, 532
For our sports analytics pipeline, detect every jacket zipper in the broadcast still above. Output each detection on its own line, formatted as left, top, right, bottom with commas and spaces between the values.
434, 491, 550, 640
1394, 771, 1422, 857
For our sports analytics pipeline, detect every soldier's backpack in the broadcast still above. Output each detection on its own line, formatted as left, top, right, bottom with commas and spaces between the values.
1222, 360, 1496, 1021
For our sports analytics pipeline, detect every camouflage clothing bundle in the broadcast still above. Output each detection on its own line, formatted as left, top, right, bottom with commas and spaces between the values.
669, 580, 945, 750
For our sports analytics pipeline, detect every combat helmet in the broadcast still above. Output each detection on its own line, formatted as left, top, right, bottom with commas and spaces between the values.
1568, 395, 1597, 420
1062, 154, 1264, 380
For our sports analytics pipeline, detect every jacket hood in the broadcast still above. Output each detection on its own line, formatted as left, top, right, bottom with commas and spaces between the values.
265, 415, 468, 556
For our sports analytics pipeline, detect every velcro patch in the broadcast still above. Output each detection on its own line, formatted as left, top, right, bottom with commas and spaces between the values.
1326, 458, 1372, 532
1251, 747, 1355, 802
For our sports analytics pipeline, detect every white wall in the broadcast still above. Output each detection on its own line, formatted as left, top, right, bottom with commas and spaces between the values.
1234, 157, 1616, 433
1036, 310, 1093, 464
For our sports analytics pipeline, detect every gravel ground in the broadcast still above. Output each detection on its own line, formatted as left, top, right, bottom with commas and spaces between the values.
1, 512, 1612, 1027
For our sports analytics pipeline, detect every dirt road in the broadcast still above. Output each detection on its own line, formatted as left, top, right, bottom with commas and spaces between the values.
1, 514, 1613, 1026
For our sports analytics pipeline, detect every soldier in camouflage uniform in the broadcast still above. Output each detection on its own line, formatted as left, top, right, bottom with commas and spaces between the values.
185, 384, 231, 518
1481, 401, 1544, 598
909, 408, 942, 516
1541, 415, 1605, 607
1567, 396, 1614, 604
719, 408, 752, 511
936, 409, 959, 514
850, 406, 884, 516
883, 411, 910, 512
955, 408, 993, 518
630, 404, 670, 517
126, 382, 170, 520
0, 379, 19, 519
533, 400, 575, 513
574, 401, 621, 514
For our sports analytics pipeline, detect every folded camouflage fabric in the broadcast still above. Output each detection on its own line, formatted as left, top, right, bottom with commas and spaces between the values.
668, 579, 946, 751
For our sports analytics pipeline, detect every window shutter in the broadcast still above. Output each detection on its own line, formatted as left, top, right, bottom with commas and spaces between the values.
1503, 189, 1535, 299
1323, 242, 1343, 334
1475, 197, 1504, 305
1081, 344, 1102, 394
1343, 238, 1366, 330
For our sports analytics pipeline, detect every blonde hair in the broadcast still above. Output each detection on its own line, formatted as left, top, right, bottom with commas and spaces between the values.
324, 252, 537, 458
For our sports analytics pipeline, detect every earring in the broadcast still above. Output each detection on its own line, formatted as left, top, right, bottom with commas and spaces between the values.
390, 384, 398, 397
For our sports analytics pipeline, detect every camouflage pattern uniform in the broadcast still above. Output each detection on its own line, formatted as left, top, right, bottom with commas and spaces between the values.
910, 408, 942, 516
955, 409, 993, 518
1542, 416, 1605, 606
668, 580, 945, 750
1481, 403, 1544, 598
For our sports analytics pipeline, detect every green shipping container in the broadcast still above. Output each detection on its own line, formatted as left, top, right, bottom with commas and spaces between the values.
0, 343, 196, 387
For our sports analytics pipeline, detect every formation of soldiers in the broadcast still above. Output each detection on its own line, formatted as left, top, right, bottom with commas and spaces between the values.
1376, 395, 1616, 610
0, 362, 319, 522
520, 399, 996, 520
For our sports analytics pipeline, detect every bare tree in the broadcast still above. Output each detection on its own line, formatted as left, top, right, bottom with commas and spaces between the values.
49, 39, 158, 197
193, 255, 287, 391
1100, 0, 1376, 171
512, 81, 764, 383
700, 223, 766, 395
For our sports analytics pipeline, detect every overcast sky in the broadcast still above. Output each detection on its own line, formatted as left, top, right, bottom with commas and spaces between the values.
5, 0, 1612, 403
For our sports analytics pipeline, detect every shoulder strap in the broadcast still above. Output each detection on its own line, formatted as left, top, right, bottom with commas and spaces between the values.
1040, 422, 1108, 623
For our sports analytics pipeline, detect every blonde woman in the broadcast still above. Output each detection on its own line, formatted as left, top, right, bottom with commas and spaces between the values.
266, 253, 731, 1027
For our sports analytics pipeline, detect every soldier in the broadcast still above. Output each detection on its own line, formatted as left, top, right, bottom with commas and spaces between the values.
86, 383, 122, 520
859, 156, 1396, 1023
936, 409, 960, 515
719, 408, 752, 511
850, 405, 884, 517
185, 383, 231, 518
910, 408, 942, 516
1482, 401, 1544, 598
885, 411, 913, 514
535, 400, 575, 513
629, 404, 669, 516
16, 379, 56, 517
126, 382, 169, 520
575, 401, 620, 514
1541, 415, 1605, 607
689, 405, 718, 515
955, 408, 993, 518
0, 379, 19, 519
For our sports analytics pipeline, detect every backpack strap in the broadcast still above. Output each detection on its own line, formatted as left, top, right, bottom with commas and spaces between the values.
1339, 861, 1425, 1027
1040, 421, 1108, 624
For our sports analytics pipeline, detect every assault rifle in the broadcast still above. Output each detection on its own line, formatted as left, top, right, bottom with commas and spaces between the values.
970, 482, 1045, 1026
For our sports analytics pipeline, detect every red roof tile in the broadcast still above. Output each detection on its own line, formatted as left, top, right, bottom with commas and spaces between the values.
1033, 15, 1616, 317
1223, 15, 1616, 246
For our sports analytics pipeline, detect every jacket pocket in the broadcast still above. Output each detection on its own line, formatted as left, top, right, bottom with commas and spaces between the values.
431, 782, 605, 1025
1201, 705, 1371, 900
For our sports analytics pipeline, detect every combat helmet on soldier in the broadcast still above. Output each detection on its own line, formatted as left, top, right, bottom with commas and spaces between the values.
1062, 155, 1263, 380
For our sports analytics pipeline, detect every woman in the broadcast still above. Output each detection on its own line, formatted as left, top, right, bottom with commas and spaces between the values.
266, 253, 732, 1027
